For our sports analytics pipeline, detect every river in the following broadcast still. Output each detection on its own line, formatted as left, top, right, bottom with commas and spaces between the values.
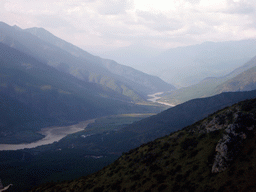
148, 92, 175, 107
0, 119, 95, 151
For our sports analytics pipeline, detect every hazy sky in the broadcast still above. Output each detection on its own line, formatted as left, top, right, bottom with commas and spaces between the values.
1, 0, 256, 52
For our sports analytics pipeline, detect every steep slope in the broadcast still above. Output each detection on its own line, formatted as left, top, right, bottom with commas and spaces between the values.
0, 42, 162, 144
25, 27, 174, 94
215, 66, 256, 93
28, 90, 256, 155
0, 92, 46, 144
145, 40, 256, 87
30, 97, 256, 192
25, 27, 175, 96
0, 22, 138, 102
0, 23, 175, 102
160, 55, 256, 105
108, 90, 256, 152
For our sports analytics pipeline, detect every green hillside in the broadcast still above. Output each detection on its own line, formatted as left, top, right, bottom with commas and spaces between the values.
215, 66, 256, 93
29, 90, 256, 155
108, 90, 256, 151
159, 56, 256, 105
30, 97, 256, 192
0, 115, 150, 192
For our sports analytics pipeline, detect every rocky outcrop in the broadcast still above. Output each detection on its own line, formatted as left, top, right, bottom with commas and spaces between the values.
189, 105, 256, 174
0, 179, 13, 192
0, 184, 13, 192
212, 124, 245, 173
211, 112, 255, 173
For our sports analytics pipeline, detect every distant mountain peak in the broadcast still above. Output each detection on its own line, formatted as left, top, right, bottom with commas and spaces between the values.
12, 25, 22, 31
25, 27, 54, 36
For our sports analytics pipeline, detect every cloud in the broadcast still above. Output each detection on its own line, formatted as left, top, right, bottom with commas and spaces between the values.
2, 0, 256, 51
36, 15, 74, 29
136, 11, 183, 31
96, 0, 134, 15
224, 0, 255, 15
184, 0, 201, 4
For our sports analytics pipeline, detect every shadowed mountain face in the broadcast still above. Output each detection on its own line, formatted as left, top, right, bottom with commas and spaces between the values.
104, 90, 256, 152
29, 97, 256, 192
0, 42, 163, 144
25, 90, 256, 154
0, 22, 175, 103
25, 27, 175, 95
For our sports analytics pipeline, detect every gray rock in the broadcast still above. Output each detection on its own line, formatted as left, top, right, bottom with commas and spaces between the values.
212, 123, 248, 173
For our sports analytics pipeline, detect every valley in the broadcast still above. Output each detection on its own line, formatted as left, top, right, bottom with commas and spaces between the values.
0, 119, 95, 151
0, 113, 154, 192
0, 20, 256, 192
147, 92, 175, 107
30, 95, 256, 192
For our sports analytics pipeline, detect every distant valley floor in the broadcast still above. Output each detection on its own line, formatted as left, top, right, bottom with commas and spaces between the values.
0, 119, 96, 151
148, 92, 175, 107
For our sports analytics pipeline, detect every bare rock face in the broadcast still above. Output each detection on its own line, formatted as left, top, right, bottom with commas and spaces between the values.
190, 108, 255, 173
212, 124, 242, 173
211, 112, 255, 173
0, 179, 13, 192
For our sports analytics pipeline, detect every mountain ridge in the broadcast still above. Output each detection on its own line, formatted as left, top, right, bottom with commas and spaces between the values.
29, 95, 256, 192
0, 42, 163, 144
159, 55, 256, 105
0, 22, 175, 102
24, 25, 175, 97
145, 39, 256, 87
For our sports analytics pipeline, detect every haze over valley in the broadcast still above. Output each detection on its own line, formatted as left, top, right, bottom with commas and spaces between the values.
1, 0, 256, 191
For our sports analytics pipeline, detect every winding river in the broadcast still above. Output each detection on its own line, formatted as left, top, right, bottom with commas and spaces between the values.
0, 119, 95, 151
148, 92, 175, 107
0, 94, 173, 151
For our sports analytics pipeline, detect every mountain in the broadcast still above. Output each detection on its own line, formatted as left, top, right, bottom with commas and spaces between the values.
30, 90, 256, 154
30, 96, 256, 192
0, 22, 175, 102
91, 42, 165, 72
215, 66, 256, 93
144, 40, 256, 87
36, 90, 256, 154
159, 55, 256, 105
3, 90, 256, 191
108, 90, 256, 151
25, 27, 175, 97
0, 42, 163, 144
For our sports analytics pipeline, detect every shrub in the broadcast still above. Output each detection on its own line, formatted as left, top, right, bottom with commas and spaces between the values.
192, 164, 199, 171
111, 180, 122, 191
154, 173, 167, 183
149, 164, 162, 173
161, 143, 170, 150
93, 186, 105, 192
174, 165, 182, 173
180, 138, 198, 150
131, 174, 140, 181
175, 174, 183, 182
189, 149, 199, 158
158, 184, 168, 191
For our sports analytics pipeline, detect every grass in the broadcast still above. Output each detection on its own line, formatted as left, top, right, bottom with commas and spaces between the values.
0, 113, 153, 192
29, 98, 256, 192
85, 114, 153, 133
